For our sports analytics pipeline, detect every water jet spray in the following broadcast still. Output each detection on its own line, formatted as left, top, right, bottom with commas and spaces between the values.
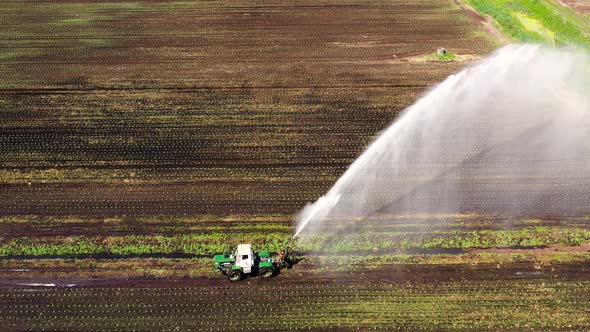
295, 44, 590, 238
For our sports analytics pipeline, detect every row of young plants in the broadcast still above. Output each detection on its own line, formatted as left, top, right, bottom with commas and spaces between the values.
302, 226, 590, 252
1, 226, 589, 257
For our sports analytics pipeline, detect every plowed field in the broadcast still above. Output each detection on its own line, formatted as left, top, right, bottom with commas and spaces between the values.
0, 0, 493, 217
4, 0, 589, 331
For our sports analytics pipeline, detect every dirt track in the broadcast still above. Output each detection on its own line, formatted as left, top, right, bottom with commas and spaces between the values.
559, 0, 590, 14
1, 259, 590, 289
2, 262, 590, 331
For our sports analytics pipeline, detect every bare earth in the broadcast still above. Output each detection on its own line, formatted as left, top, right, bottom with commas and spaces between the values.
558, 0, 590, 14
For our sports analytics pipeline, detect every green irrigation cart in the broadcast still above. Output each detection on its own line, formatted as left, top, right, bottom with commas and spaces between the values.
214, 244, 288, 281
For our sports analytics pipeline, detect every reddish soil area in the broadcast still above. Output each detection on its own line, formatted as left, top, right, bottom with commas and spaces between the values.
559, 0, 590, 14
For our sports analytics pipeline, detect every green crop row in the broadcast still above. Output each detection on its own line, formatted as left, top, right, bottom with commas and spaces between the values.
0, 233, 292, 257
1, 227, 589, 257
306, 226, 590, 252
303, 227, 590, 252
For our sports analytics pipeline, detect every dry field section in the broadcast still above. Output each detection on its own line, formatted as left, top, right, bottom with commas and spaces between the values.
0, 0, 493, 217
0, 0, 495, 254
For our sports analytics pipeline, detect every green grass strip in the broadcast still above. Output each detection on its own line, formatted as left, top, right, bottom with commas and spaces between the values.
467, 0, 590, 48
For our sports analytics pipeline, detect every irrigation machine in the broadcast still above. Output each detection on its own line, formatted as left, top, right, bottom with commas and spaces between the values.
214, 243, 290, 281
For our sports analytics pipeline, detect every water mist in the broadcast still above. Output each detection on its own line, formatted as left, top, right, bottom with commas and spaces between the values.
296, 44, 590, 238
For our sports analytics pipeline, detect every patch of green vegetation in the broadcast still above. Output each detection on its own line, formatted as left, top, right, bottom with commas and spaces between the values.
435, 51, 457, 61
0, 233, 293, 257
49, 2, 144, 12
466, 0, 590, 47
0, 52, 22, 61
0, 238, 104, 256
0, 49, 43, 61
513, 12, 556, 42
302, 227, 590, 253
0, 1, 145, 73
416, 51, 459, 62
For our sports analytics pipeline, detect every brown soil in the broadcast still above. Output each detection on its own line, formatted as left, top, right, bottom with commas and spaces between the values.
558, 0, 590, 14
0, 0, 495, 219
0, 260, 588, 289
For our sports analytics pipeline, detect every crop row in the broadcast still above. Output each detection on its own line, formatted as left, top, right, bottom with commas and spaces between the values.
4, 214, 590, 240
303, 227, 590, 252
1, 226, 589, 257
0, 233, 291, 257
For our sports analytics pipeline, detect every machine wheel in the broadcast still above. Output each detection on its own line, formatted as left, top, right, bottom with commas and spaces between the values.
259, 267, 274, 279
227, 269, 244, 282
